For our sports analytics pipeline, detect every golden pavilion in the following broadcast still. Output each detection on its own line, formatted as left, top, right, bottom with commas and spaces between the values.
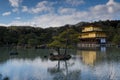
78, 24, 107, 47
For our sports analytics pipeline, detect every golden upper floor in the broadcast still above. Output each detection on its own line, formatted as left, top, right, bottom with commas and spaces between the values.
79, 25, 106, 39
82, 26, 102, 32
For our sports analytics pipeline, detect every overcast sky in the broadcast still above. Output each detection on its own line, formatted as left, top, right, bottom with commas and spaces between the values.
0, 0, 120, 28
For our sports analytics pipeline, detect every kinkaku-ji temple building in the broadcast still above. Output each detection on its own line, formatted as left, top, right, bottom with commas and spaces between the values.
78, 24, 107, 47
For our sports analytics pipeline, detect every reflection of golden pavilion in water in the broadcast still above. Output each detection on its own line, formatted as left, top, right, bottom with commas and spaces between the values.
81, 51, 96, 65
77, 48, 106, 66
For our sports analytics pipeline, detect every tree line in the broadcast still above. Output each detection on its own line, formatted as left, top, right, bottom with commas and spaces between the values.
0, 20, 120, 48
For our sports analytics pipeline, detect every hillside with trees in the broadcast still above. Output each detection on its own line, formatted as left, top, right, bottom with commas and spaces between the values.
0, 20, 120, 48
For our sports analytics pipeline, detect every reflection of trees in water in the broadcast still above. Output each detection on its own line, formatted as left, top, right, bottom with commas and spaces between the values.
0, 74, 9, 80
48, 60, 81, 80
0, 48, 50, 63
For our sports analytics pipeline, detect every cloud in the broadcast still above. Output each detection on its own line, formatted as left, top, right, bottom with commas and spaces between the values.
91, 0, 120, 14
9, 0, 22, 7
9, 0, 22, 13
22, 1, 54, 14
22, 6, 28, 12
8, 13, 80, 28
15, 17, 21, 20
31, 0, 120, 28
0, 23, 9, 26
26, 12, 88, 28
2, 11, 11, 16
12, 8, 19, 12
106, 0, 120, 13
66, 0, 84, 6
8, 0, 120, 28
58, 8, 77, 15
9, 21, 31, 26
89, 0, 120, 20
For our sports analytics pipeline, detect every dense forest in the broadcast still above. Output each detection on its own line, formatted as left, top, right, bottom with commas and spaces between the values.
0, 20, 120, 48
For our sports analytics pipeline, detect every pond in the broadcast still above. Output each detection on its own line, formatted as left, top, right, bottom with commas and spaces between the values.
0, 47, 120, 80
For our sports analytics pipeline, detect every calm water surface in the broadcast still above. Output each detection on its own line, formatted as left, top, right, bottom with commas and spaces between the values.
0, 47, 120, 80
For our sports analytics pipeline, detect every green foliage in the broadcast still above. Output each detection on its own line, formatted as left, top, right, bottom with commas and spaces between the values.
106, 26, 116, 41
0, 26, 54, 46
112, 34, 120, 45
48, 28, 79, 48
18, 35, 26, 45
28, 39, 38, 46
48, 40, 65, 48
